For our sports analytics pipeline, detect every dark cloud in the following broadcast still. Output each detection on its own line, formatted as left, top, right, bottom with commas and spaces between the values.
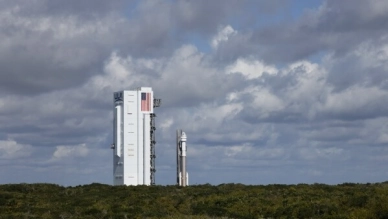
0, 5, 118, 95
174, 0, 288, 34
325, 38, 388, 91
174, 0, 244, 35
322, 0, 388, 32
214, 0, 388, 64
44, 0, 126, 15
0, 0, 289, 96
0, 0, 128, 16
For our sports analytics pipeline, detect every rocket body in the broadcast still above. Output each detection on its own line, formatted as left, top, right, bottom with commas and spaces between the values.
177, 130, 188, 187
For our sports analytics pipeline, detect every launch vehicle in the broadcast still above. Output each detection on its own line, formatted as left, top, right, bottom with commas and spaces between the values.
176, 130, 189, 187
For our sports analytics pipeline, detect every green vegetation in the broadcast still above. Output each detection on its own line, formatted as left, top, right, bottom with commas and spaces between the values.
1, 182, 388, 218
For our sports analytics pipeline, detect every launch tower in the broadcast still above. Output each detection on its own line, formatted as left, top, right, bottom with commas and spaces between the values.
112, 87, 160, 185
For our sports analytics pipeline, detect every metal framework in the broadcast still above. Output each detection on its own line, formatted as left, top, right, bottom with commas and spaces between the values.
150, 98, 161, 185
176, 130, 181, 185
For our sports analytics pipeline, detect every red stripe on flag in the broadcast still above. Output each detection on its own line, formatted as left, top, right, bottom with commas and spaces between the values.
141, 97, 143, 111
147, 93, 150, 111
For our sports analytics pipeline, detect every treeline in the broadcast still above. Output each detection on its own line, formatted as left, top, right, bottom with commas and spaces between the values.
1, 182, 388, 218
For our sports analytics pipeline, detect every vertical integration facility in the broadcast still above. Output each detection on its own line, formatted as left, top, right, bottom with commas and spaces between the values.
112, 87, 160, 186
176, 130, 189, 186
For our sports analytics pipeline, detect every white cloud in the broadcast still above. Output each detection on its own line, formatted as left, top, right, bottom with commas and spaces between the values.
53, 143, 89, 159
189, 143, 285, 168
160, 118, 174, 130
377, 133, 388, 144
299, 147, 345, 160
320, 85, 388, 117
354, 41, 388, 69
241, 86, 285, 116
211, 25, 237, 48
0, 139, 33, 159
226, 58, 278, 79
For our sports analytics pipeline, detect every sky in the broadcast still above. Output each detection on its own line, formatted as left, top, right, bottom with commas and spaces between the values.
1, 0, 388, 186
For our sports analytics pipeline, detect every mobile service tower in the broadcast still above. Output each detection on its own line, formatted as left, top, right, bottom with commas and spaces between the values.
112, 87, 160, 186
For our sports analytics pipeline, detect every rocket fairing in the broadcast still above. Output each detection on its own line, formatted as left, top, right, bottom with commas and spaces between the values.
177, 130, 189, 187
112, 87, 159, 186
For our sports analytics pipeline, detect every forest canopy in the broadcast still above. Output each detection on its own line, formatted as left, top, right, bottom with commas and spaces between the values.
1, 182, 388, 218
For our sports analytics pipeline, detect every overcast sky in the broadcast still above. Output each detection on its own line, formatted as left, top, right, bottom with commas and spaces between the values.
1, 0, 388, 186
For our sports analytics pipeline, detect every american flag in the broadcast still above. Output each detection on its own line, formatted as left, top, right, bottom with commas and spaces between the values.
141, 92, 151, 112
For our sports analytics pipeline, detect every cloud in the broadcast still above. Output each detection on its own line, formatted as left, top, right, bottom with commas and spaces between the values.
0, 3, 125, 95
215, 0, 388, 64
299, 147, 345, 160
0, 139, 33, 159
0, 0, 126, 16
52, 144, 89, 159
174, 0, 242, 34
211, 25, 237, 49
319, 85, 388, 120
325, 38, 388, 91
226, 57, 277, 79
98, 45, 248, 107
1, 0, 388, 186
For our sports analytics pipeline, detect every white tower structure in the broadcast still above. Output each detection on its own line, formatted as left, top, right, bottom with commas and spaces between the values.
112, 87, 160, 186
176, 130, 189, 187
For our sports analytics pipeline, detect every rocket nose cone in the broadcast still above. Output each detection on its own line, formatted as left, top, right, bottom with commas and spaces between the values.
181, 132, 186, 137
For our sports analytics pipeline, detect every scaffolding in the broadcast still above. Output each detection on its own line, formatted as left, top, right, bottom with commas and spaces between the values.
150, 98, 161, 185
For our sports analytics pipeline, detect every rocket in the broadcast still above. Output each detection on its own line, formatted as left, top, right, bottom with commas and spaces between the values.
176, 130, 189, 187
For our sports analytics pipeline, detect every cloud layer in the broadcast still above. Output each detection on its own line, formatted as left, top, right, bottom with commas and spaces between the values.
0, 0, 387, 186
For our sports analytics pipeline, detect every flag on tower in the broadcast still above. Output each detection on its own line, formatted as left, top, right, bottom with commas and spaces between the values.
141, 92, 151, 112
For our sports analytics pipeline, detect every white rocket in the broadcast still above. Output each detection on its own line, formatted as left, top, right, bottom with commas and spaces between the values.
176, 130, 189, 187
